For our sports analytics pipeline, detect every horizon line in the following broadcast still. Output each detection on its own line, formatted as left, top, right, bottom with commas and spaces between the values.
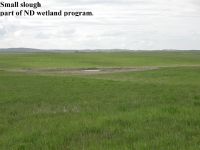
0, 48, 200, 51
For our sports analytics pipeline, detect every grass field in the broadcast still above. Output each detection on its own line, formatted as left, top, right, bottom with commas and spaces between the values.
0, 51, 200, 150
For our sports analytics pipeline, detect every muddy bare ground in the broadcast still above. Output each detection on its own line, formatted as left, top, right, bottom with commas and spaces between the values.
4, 67, 159, 75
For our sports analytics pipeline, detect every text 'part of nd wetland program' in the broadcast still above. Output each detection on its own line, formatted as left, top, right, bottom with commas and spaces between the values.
0, 1, 93, 17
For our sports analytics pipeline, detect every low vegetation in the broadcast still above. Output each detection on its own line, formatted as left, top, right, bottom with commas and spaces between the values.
0, 51, 200, 149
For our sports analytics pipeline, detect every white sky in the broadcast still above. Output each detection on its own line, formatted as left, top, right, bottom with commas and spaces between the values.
0, 0, 200, 50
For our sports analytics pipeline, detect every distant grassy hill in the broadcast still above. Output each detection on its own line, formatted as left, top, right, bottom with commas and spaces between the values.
0, 48, 43, 52
0, 50, 200, 69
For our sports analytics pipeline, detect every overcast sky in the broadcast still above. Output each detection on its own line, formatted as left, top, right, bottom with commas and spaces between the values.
0, 0, 200, 50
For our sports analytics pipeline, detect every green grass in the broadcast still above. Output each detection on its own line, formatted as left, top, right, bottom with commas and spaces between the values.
0, 51, 200, 149
0, 51, 200, 69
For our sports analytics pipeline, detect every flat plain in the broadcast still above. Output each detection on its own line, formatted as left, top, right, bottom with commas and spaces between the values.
0, 51, 200, 150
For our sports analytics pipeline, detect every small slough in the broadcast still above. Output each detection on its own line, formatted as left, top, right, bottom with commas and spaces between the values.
82, 69, 101, 72
3, 67, 159, 75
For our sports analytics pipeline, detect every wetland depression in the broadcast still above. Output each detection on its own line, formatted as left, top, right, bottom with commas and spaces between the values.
3, 67, 159, 75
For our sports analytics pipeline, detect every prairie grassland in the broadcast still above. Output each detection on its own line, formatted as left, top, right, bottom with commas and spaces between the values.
0, 51, 200, 150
